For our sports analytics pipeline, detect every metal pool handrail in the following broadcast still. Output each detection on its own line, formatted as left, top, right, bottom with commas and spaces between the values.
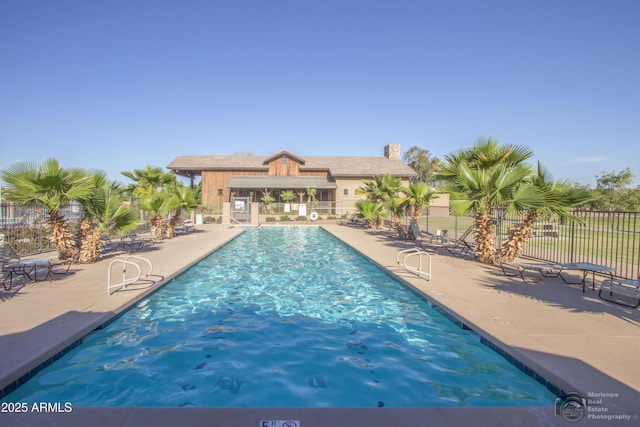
107, 255, 153, 295
396, 248, 432, 281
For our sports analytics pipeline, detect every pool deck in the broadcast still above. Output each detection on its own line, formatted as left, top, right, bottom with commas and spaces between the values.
1, 223, 638, 426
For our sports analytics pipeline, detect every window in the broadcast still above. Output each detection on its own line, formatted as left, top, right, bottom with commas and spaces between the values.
282, 156, 287, 164
218, 189, 223, 196
343, 189, 349, 196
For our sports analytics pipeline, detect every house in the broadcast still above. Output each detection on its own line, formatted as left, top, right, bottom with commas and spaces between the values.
167, 144, 417, 216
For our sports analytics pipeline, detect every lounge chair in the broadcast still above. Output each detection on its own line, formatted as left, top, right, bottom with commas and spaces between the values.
499, 260, 564, 283
117, 232, 146, 252
175, 219, 195, 234
1, 268, 14, 291
346, 215, 367, 228
444, 227, 474, 257
1, 242, 72, 283
598, 278, 640, 308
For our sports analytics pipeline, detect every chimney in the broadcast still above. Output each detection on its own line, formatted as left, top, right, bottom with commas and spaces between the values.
384, 144, 401, 160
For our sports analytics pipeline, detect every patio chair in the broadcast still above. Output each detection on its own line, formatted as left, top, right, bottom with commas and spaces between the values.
1, 268, 14, 291
101, 233, 147, 257
1, 242, 72, 283
175, 219, 195, 234
345, 215, 367, 228
598, 278, 640, 308
498, 260, 564, 283
407, 220, 449, 251
444, 226, 474, 258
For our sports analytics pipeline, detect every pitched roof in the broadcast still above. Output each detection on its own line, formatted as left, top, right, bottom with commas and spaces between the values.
167, 153, 417, 177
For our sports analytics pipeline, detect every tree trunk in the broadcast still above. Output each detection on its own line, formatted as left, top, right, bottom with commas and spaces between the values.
49, 213, 75, 260
167, 212, 181, 239
79, 227, 103, 264
499, 212, 538, 262
474, 212, 496, 264
152, 213, 166, 240
393, 217, 407, 239
76, 218, 94, 263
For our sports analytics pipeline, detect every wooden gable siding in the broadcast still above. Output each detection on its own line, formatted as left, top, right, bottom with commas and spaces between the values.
267, 155, 300, 176
298, 170, 328, 177
202, 170, 267, 208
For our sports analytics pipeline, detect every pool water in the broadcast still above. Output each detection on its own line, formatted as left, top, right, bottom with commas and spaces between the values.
4, 227, 557, 407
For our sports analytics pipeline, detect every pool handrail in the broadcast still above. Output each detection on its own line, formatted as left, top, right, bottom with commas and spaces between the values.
396, 248, 432, 281
107, 255, 154, 295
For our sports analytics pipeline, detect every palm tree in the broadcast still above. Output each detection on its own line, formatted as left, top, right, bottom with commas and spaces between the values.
357, 174, 402, 228
260, 188, 275, 214
1, 159, 93, 260
438, 137, 534, 174
388, 198, 408, 238
441, 161, 535, 263
121, 165, 175, 199
165, 185, 199, 238
436, 138, 536, 264
75, 171, 142, 263
139, 189, 171, 240
280, 190, 296, 204
306, 187, 318, 210
399, 182, 437, 224
498, 162, 592, 262
355, 199, 387, 228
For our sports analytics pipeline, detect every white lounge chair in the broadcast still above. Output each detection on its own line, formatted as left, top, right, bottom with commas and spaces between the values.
1, 242, 71, 283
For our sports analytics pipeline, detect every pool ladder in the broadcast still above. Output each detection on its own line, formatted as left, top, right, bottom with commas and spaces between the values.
107, 255, 157, 295
396, 248, 432, 281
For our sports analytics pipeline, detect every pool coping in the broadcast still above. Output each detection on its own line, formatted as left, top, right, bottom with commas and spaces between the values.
1, 223, 638, 426
320, 225, 640, 416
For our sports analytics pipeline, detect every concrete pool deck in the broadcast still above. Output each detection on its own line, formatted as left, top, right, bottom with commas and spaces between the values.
1, 223, 638, 426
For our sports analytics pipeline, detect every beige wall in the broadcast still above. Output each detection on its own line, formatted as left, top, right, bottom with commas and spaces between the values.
428, 193, 450, 217
333, 177, 413, 213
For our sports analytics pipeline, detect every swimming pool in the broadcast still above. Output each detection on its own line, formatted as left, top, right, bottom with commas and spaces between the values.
3, 227, 557, 407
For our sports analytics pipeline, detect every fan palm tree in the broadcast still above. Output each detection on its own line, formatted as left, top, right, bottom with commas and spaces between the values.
498, 162, 592, 262
436, 138, 536, 263
121, 165, 175, 199
1, 158, 93, 260
280, 190, 296, 204
438, 137, 534, 175
388, 198, 408, 238
399, 182, 437, 224
139, 189, 171, 240
75, 171, 142, 263
166, 185, 199, 238
443, 161, 535, 263
305, 187, 317, 208
357, 173, 402, 228
355, 199, 387, 228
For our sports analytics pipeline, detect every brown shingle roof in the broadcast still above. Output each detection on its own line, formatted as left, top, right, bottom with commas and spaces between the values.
167, 153, 416, 177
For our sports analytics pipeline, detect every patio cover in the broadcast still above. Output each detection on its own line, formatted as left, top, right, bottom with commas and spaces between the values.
227, 176, 337, 189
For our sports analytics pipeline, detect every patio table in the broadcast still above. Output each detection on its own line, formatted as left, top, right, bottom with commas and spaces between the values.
559, 262, 616, 292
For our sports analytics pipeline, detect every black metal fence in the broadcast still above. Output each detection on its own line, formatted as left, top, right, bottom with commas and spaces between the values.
423, 210, 640, 280
3, 201, 639, 279
0, 202, 76, 255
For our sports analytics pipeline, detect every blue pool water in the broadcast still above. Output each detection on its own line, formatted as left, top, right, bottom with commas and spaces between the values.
4, 227, 557, 407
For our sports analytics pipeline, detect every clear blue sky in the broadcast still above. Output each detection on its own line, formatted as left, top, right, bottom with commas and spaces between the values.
1, 0, 638, 187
